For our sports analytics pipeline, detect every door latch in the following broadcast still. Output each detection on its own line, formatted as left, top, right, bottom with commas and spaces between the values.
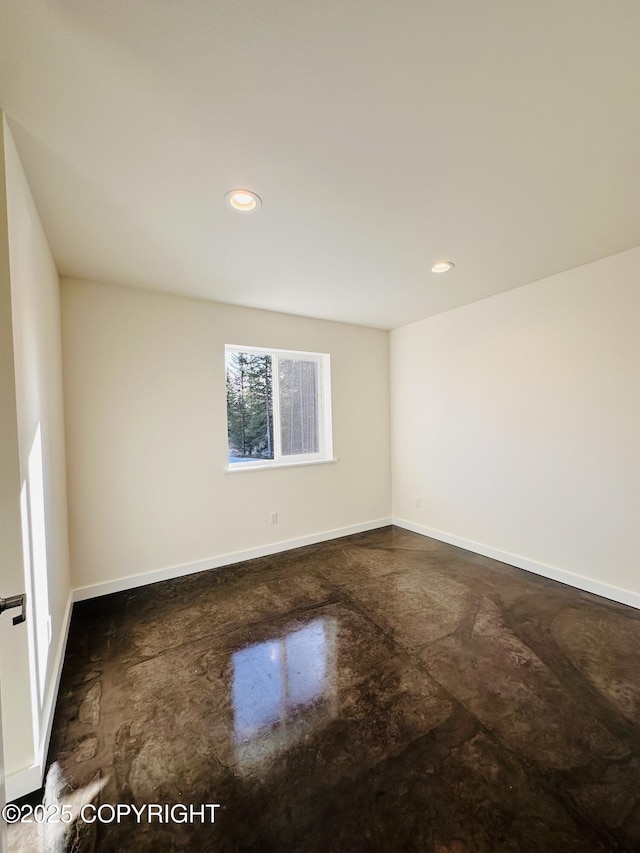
0, 593, 27, 625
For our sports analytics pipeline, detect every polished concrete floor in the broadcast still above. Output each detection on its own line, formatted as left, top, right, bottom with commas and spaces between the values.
16, 527, 640, 851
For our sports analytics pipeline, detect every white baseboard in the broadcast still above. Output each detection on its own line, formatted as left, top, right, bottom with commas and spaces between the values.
4, 763, 42, 803
5, 590, 74, 802
392, 517, 640, 611
73, 518, 393, 602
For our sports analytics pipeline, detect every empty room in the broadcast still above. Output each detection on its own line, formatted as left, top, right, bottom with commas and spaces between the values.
0, 1, 639, 851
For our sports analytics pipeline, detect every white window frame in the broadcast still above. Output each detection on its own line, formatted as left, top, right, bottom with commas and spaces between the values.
225, 344, 334, 471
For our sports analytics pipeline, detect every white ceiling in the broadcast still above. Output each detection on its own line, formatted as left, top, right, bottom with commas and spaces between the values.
1, 1, 640, 329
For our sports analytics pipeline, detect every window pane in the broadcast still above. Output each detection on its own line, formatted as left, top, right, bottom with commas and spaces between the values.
226, 352, 274, 462
279, 359, 319, 456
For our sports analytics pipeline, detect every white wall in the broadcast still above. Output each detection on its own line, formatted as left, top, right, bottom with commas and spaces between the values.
0, 116, 31, 801
0, 115, 71, 798
61, 278, 391, 593
391, 247, 640, 605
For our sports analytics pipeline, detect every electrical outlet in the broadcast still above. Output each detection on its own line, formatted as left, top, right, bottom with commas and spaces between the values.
415, 497, 422, 509
269, 511, 278, 525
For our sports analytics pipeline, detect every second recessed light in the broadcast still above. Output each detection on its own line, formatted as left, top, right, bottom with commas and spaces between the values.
225, 189, 262, 212
431, 261, 455, 273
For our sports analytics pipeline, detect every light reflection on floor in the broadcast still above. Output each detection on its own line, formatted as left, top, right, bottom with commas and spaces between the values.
231, 618, 337, 770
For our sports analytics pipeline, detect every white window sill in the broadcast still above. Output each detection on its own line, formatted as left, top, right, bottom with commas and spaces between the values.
225, 458, 338, 473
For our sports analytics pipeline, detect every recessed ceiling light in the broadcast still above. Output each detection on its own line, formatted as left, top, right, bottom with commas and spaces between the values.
225, 189, 262, 212
431, 261, 455, 273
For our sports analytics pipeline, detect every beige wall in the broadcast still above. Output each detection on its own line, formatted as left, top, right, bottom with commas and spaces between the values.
0, 116, 31, 795
61, 278, 391, 591
391, 247, 640, 602
1, 116, 71, 795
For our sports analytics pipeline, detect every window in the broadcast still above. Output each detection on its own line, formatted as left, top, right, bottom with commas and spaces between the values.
225, 345, 333, 468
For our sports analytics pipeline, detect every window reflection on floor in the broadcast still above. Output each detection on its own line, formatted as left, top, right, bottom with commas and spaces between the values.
231, 618, 337, 770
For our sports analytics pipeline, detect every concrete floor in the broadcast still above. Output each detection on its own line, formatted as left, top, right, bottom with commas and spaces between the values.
16, 527, 640, 851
